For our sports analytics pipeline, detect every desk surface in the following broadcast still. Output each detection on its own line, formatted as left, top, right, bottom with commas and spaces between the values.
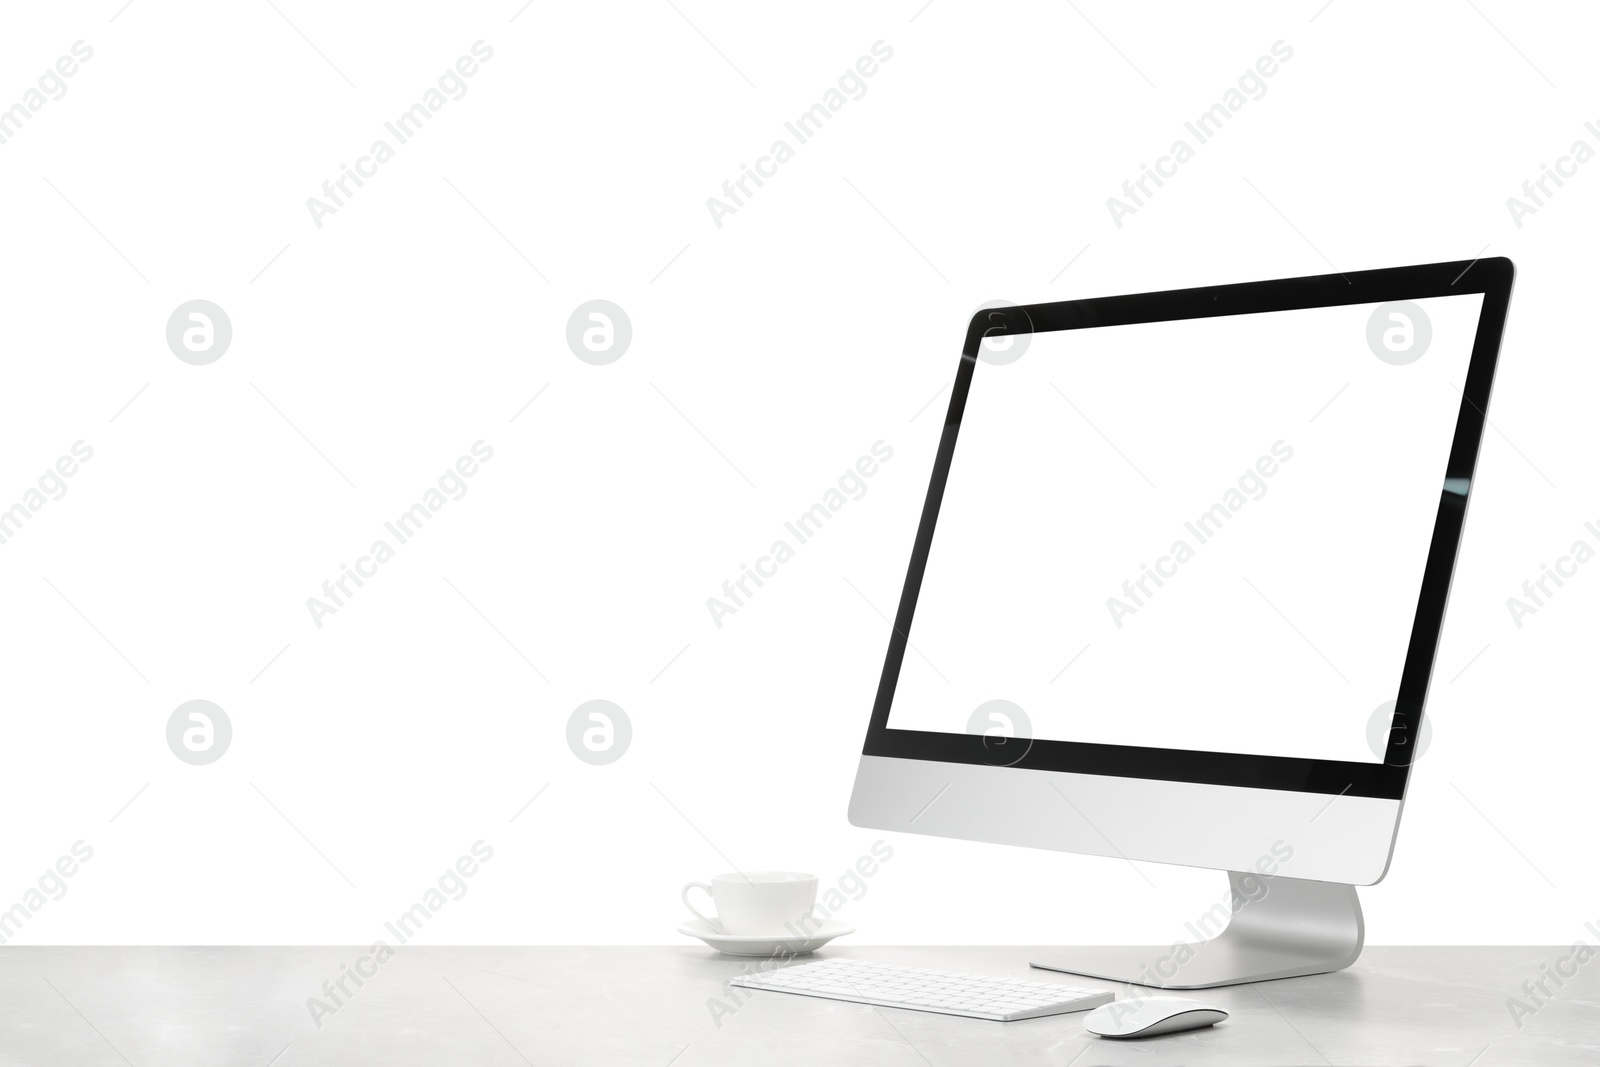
1, 946, 1593, 1066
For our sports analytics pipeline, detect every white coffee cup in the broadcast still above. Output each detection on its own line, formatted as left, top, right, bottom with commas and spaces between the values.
681, 871, 818, 935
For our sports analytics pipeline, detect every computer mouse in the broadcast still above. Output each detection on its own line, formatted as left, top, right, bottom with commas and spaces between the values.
1083, 995, 1228, 1038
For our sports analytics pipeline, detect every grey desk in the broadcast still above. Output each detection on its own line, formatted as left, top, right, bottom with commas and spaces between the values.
2, 946, 1593, 1065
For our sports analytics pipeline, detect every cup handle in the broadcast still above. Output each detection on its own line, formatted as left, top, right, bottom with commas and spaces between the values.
681, 882, 721, 932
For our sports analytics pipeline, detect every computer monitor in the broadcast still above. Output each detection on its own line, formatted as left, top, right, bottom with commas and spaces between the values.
849, 259, 1515, 988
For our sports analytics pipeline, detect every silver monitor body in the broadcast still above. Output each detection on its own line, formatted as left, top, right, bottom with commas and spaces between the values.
849, 260, 1515, 988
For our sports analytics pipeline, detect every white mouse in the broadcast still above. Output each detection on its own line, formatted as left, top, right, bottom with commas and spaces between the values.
1083, 995, 1228, 1038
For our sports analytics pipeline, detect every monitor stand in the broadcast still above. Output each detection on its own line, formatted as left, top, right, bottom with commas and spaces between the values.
1030, 872, 1364, 989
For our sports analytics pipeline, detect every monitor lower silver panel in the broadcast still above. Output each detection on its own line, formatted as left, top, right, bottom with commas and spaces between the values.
848, 755, 1401, 885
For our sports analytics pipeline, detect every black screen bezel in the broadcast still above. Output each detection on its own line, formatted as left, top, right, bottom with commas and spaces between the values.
862, 258, 1514, 800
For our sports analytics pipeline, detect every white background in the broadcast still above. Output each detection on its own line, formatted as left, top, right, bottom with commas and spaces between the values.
0, 1, 1595, 947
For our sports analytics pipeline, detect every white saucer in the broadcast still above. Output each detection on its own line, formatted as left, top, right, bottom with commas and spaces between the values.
677, 917, 854, 957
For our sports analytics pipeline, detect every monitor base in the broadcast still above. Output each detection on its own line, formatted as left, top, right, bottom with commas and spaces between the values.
1030, 872, 1364, 989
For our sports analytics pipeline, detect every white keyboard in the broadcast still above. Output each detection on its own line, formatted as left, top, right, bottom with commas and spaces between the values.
729, 958, 1114, 1021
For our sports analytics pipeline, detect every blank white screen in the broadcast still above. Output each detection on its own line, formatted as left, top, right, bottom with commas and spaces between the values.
886, 294, 1484, 764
